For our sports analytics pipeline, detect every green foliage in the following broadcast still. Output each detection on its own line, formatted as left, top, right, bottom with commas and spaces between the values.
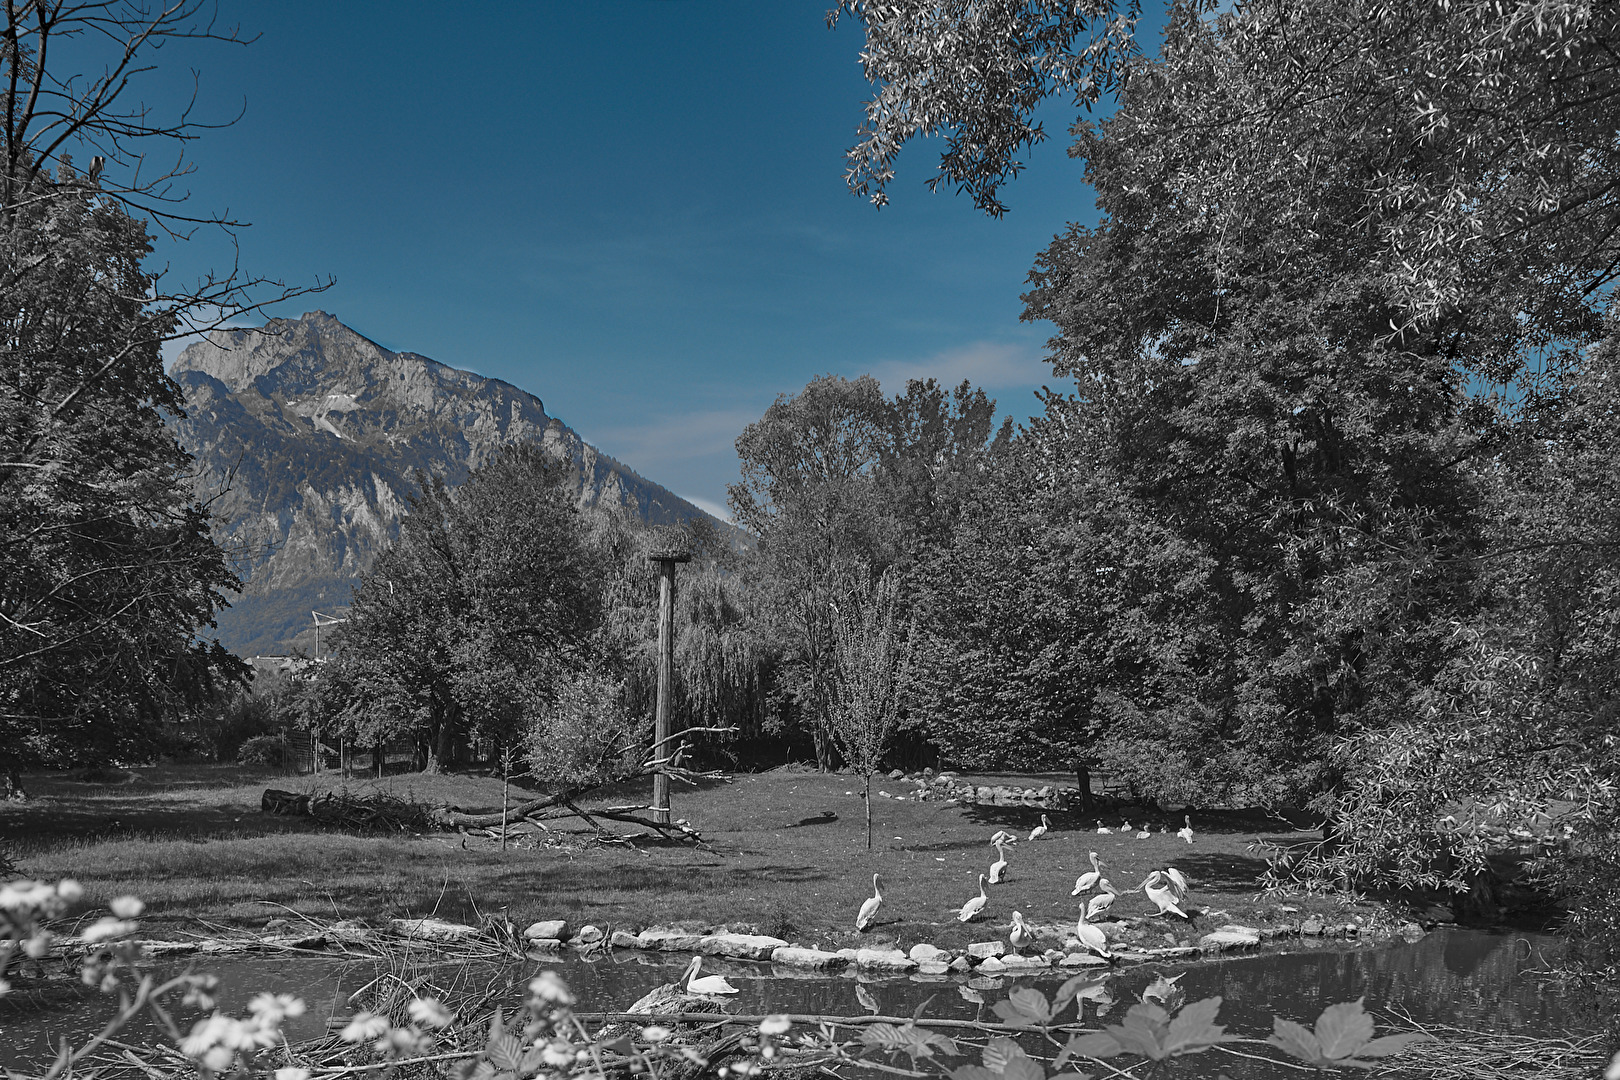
336, 445, 601, 771
1267, 998, 1432, 1070
523, 662, 648, 790
235, 734, 293, 768
1062, 995, 1237, 1062
0, 165, 244, 773
731, 374, 1008, 765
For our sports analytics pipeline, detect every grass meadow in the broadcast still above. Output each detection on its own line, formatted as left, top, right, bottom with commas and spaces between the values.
2, 764, 1377, 952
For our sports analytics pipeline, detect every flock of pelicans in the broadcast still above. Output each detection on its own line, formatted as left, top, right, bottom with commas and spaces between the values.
681, 813, 1200, 995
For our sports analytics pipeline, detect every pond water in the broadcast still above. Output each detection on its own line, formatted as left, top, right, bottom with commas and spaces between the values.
0, 929, 1590, 1074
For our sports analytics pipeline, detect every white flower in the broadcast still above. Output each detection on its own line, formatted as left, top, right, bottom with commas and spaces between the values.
81, 917, 136, 943
23, 931, 52, 958
56, 879, 84, 903
541, 1041, 575, 1067
202, 1045, 235, 1072
180, 1014, 240, 1057
407, 997, 455, 1028
340, 1013, 391, 1043
109, 895, 144, 918
641, 1026, 671, 1043
275, 1069, 312, 1080
0, 977, 10, 997
758, 1015, 791, 1036
248, 993, 306, 1028
528, 971, 574, 1005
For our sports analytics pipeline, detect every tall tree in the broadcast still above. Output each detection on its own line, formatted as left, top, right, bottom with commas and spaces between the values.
0, 2, 318, 788
335, 446, 600, 772
730, 375, 891, 767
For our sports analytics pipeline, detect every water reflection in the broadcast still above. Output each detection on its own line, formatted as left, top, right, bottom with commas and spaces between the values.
0, 929, 1587, 1074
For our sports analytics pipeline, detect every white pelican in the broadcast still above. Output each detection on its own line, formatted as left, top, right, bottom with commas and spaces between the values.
1164, 867, 1189, 899
1028, 814, 1051, 841
1095, 820, 1112, 834
856, 873, 883, 931
1074, 909, 1112, 959
957, 874, 989, 922
1135, 826, 1152, 839
1142, 871, 1190, 919
1120, 819, 1133, 832
1177, 815, 1195, 844
1085, 890, 1116, 921
989, 829, 1018, 846
1008, 910, 1034, 952
683, 956, 740, 995
988, 841, 1011, 885
1071, 851, 1104, 896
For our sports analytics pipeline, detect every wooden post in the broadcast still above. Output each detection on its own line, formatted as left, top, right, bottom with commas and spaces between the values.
648, 537, 693, 827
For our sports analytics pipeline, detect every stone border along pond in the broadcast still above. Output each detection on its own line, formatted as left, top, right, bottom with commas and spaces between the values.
77, 905, 1428, 981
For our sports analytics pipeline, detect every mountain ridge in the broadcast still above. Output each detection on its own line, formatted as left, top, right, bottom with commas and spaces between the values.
169, 311, 722, 656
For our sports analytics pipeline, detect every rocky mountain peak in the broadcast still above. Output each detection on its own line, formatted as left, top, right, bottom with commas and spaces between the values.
168, 312, 719, 656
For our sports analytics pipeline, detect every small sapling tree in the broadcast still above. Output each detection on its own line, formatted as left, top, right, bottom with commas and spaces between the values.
826, 566, 914, 850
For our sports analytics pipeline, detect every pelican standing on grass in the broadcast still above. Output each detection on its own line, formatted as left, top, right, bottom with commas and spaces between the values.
1072, 851, 1104, 896
683, 956, 739, 995
1177, 815, 1195, 844
1085, 889, 1116, 921
989, 840, 1012, 884
1165, 867, 1190, 900
958, 874, 990, 922
1141, 871, 1191, 919
1028, 814, 1051, 841
856, 873, 883, 931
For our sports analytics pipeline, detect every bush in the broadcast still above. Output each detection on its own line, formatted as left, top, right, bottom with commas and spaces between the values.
236, 735, 293, 768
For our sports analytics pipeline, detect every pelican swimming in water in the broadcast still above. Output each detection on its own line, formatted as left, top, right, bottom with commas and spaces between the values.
856, 873, 883, 931
1071, 851, 1104, 896
958, 874, 990, 921
1177, 815, 1195, 844
1074, 908, 1112, 960
1141, 871, 1191, 919
1009, 910, 1034, 952
683, 955, 740, 995
1028, 814, 1051, 841
988, 840, 1012, 884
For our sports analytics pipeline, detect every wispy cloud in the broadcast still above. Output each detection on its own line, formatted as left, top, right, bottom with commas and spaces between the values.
679, 493, 734, 524
869, 340, 1052, 394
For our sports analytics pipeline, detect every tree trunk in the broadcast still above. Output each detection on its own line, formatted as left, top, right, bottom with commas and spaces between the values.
864, 771, 873, 850
1074, 764, 1094, 813
2, 765, 24, 801
424, 724, 453, 773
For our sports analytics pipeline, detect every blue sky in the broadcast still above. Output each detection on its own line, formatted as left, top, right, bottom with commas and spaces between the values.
147, 2, 1130, 520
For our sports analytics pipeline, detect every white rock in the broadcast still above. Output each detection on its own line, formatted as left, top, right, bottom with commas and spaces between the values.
976, 956, 1008, 973
854, 948, 917, 972
524, 919, 569, 941
770, 946, 849, 971
392, 918, 481, 942
699, 933, 790, 960
908, 943, 949, 962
